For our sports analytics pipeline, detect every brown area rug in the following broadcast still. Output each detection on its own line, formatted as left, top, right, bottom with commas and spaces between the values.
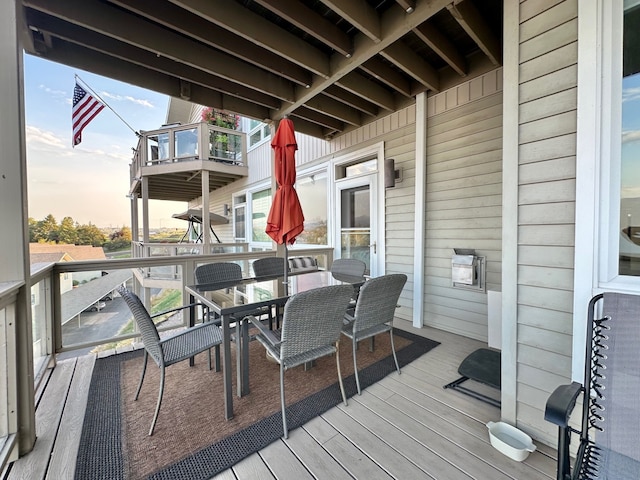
75, 329, 439, 480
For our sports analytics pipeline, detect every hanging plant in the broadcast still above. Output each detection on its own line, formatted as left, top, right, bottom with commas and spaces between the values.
201, 107, 239, 130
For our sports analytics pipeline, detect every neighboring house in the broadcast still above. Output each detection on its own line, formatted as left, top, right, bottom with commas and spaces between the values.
29, 243, 107, 287
2, 0, 635, 463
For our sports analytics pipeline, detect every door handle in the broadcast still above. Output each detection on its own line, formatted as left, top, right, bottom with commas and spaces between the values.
371, 241, 376, 254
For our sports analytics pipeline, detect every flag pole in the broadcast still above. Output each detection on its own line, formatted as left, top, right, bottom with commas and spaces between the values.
75, 74, 140, 137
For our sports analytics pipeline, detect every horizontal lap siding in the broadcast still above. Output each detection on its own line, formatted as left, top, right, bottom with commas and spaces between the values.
516, 0, 578, 444
424, 79, 503, 342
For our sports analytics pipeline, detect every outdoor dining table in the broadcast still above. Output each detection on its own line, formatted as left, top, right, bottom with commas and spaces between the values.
185, 269, 365, 420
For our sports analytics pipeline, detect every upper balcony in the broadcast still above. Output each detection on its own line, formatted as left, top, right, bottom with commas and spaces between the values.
129, 122, 248, 203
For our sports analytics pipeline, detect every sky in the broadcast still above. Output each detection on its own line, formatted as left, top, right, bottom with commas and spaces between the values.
24, 54, 186, 229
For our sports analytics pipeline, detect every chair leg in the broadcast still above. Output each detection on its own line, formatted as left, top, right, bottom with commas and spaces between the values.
389, 329, 400, 375
335, 341, 348, 406
214, 345, 221, 372
149, 365, 166, 436
352, 338, 361, 395
135, 350, 149, 401
280, 364, 288, 439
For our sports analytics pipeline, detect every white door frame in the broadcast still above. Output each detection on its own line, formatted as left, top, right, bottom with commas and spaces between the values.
330, 142, 386, 277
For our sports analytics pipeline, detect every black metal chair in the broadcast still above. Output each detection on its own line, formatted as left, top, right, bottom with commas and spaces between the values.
118, 287, 223, 435
247, 284, 354, 438
545, 293, 640, 479
341, 273, 407, 395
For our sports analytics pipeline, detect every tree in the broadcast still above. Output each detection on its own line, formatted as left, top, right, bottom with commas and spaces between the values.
76, 223, 106, 246
32, 214, 59, 243
58, 216, 78, 244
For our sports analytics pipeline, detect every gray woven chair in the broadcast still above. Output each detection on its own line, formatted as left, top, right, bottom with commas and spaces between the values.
118, 287, 223, 435
252, 257, 287, 279
194, 262, 242, 289
330, 258, 366, 281
247, 284, 354, 438
342, 273, 407, 395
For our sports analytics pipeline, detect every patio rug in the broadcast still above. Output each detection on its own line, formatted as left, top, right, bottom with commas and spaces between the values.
75, 329, 439, 480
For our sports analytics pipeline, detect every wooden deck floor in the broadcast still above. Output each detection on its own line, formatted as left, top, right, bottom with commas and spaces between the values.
2, 322, 557, 480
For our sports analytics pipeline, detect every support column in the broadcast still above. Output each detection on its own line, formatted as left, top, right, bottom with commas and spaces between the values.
413, 92, 427, 328
0, 1, 36, 456
202, 170, 211, 249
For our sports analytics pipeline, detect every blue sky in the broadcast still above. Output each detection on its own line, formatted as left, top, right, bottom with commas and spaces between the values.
24, 54, 186, 229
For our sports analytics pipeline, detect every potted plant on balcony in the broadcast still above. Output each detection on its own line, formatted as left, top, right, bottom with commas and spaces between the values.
202, 107, 239, 160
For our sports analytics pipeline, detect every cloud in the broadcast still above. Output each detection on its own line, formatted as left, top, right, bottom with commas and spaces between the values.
25, 125, 67, 150
623, 86, 640, 103
622, 130, 640, 144
100, 91, 154, 108
38, 84, 67, 98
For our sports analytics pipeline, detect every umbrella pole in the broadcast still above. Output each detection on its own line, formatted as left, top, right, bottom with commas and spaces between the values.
283, 243, 289, 296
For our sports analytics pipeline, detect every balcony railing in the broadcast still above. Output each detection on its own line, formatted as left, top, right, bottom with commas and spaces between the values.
129, 122, 247, 180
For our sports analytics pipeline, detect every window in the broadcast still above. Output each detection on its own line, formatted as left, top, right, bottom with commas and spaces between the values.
247, 121, 270, 149
233, 195, 246, 242
619, 3, 640, 276
296, 170, 328, 245
251, 188, 271, 242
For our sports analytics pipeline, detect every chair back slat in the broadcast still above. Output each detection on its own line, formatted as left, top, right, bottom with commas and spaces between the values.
194, 262, 242, 287
253, 257, 286, 279
279, 284, 353, 360
118, 287, 163, 364
596, 293, 640, 462
352, 274, 407, 335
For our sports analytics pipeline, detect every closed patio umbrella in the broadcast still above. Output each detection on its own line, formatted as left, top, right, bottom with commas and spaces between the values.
265, 118, 304, 293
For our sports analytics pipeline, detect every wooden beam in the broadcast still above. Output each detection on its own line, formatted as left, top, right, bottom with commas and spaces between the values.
27, 10, 281, 109
448, 0, 501, 65
380, 41, 440, 92
253, 0, 352, 57
304, 95, 361, 126
337, 72, 395, 111
413, 20, 467, 76
361, 57, 413, 97
170, 0, 330, 78
110, 0, 313, 87
24, 0, 297, 101
321, 0, 381, 42
42, 39, 271, 121
323, 86, 379, 116
292, 106, 346, 131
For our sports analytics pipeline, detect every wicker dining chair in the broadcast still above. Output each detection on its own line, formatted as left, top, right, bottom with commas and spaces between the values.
247, 284, 354, 439
252, 257, 287, 279
194, 262, 242, 288
330, 258, 366, 280
341, 273, 407, 395
118, 287, 223, 435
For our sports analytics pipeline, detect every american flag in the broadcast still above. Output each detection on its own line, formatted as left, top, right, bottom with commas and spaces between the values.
72, 82, 105, 147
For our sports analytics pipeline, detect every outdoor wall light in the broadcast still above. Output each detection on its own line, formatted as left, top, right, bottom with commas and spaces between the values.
223, 203, 231, 216
384, 158, 402, 188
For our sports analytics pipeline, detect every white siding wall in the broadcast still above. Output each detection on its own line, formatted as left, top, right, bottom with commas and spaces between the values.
515, 0, 578, 444
423, 70, 503, 341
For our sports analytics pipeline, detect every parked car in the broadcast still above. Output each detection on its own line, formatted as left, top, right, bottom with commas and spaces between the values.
83, 301, 106, 313
100, 292, 114, 301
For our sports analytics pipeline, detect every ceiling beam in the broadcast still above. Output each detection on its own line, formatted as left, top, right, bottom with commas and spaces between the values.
380, 41, 439, 92
448, 0, 501, 66
292, 106, 345, 132
413, 20, 467, 76
322, 86, 379, 116
253, 0, 352, 57
23, 0, 297, 101
337, 72, 395, 111
321, 0, 382, 43
40, 39, 271, 120
271, 0, 451, 119
360, 57, 412, 97
109, 0, 313, 87
26, 10, 282, 110
303, 95, 361, 126
170, 0, 330, 78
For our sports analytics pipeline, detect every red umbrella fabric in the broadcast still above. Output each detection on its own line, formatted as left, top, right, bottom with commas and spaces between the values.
266, 118, 304, 245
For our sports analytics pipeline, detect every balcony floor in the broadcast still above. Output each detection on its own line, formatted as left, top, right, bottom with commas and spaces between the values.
3, 322, 557, 480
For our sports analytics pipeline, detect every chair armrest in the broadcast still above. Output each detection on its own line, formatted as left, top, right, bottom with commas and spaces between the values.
544, 381, 583, 427
247, 315, 282, 346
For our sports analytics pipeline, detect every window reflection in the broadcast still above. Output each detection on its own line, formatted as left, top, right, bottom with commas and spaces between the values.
296, 171, 328, 245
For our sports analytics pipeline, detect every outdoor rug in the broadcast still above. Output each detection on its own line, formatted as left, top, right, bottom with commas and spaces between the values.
75, 329, 439, 480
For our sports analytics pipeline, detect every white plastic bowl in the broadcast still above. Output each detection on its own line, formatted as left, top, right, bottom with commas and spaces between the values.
486, 421, 536, 462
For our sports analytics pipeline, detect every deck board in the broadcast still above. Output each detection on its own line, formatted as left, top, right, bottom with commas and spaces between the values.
2, 325, 558, 480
